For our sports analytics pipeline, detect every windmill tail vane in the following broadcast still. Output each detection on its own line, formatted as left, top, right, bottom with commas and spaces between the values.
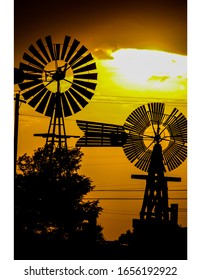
76, 120, 128, 147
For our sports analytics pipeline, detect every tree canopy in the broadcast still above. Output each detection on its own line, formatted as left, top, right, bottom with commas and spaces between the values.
15, 145, 104, 259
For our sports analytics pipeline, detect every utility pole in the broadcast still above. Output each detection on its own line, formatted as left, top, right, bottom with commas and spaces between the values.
14, 92, 20, 176
14, 92, 26, 176
14, 67, 25, 176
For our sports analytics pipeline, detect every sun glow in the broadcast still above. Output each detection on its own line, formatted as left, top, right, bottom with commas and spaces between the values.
103, 49, 187, 91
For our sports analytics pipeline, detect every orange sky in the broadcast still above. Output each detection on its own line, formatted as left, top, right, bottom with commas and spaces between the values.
14, 0, 187, 240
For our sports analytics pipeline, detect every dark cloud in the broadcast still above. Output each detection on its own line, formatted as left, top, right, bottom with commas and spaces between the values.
93, 49, 114, 60
148, 75, 170, 82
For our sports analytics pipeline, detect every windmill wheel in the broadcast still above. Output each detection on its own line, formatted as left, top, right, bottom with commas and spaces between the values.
18, 35, 97, 117
123, 102, 187, 172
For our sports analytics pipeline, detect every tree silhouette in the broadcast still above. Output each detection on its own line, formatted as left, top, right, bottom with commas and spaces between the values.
15, 145, 104, 259
117, 229, 133, 245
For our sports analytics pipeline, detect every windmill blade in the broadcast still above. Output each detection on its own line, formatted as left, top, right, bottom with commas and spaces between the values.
73, 62, 97, 74
123, 104, 155, 170
166, 113, 187, 143
22, 72, 42, 80
163, 141, 187, 171
36, 38, 51, 62
148, 102, 165, 125
22, 83, 45, 100
74, 73, 98, 80
35, 90, 51, 114
14, 68, 24, 84
28, 44, 48, 65
168, 154, 183, 171
65, 91, 81, 114
123, 134, 147, 163
61, 92, 73, 117
61, 35, 71, 60
28, 88, 48, 108
45, 93, 56, 117
76, 120, 127, 147
71, 83, 94, 100
23, 52, 45, 70
124, 105, 150, 134
69, 45, 88, 66
73, 79, 97, 90
71, 53, 94, 70
19, 62, 43, 74
19, 79, 42, 92
163, 107, 179, 127
55, 44, 61, 60
45, 35, 55, 61
65, 39, 80, 62
135, 149, 152, 172
68, 87, 88, 108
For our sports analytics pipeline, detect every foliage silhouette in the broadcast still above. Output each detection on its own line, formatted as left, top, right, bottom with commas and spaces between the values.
15, 145, 104, 259
118, 229, 133, 245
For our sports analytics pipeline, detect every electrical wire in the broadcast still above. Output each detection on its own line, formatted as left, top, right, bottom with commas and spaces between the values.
83, 197, 187, 200
93, 189, 187, 192
19, 113, 47, 118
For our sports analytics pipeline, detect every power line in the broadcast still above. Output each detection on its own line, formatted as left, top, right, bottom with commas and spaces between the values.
93, 183, 187, 188
92, 100, 187, 106
103, 208, 139, 214
103, 211, 134, 216
19, 113, 47, 118
92, 96, 187, 106
83, 197, 187, 200
102, 209, 187, 215
93, 189, 187, 192
93, 94, 186, 101
83, 162, 130, 166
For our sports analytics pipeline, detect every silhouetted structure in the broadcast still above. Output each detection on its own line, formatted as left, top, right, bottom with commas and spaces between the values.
17, 35, 97, 160
76, 102, 187, 259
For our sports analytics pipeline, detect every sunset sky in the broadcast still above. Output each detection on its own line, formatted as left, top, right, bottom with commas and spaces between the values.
14, 0, 187, 240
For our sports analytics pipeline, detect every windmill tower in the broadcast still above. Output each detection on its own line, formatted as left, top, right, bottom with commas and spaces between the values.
17, 35, 97, 162
75, 102, 187, 225
123, 103, 187, 224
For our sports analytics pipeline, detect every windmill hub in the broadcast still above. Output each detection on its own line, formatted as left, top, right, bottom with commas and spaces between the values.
42, 61, 74, 92
52, 67, 66, 81
143, 124, 170, 150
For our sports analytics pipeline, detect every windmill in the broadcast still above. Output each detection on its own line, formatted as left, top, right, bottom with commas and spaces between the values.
76, 102, 187, 225
17, 35, 97, 160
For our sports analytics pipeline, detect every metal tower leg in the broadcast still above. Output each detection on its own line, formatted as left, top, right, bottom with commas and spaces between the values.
140, 143, 169, 222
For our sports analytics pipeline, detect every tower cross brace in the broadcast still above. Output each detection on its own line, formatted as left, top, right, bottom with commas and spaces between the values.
131, 143, 181, 223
